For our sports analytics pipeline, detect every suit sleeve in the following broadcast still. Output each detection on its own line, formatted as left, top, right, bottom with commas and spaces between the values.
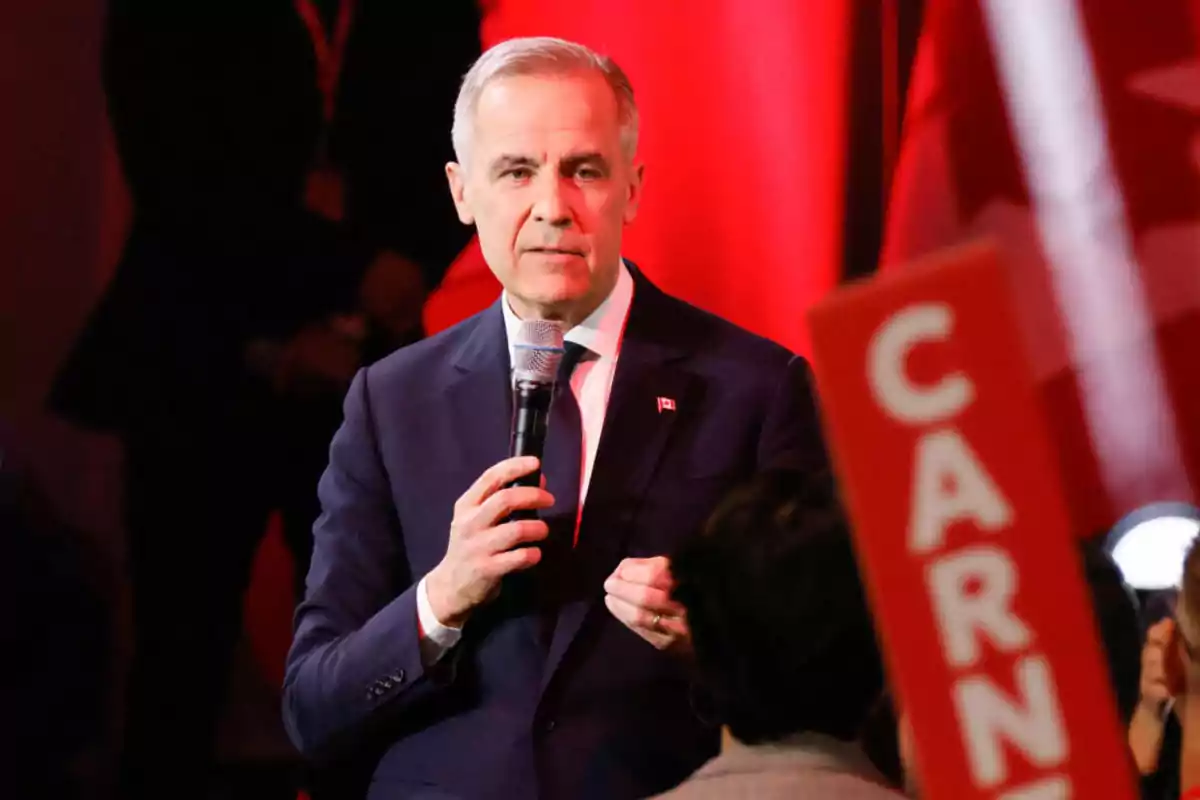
282, 368, 458, 759
755, 354, 831, 474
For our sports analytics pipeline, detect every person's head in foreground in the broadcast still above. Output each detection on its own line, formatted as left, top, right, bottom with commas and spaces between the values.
660, 469, 901, 798
444, 36, 644, 328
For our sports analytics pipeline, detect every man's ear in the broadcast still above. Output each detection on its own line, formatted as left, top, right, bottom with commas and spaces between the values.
623, 162, 645, 225
445, 162, 475, 225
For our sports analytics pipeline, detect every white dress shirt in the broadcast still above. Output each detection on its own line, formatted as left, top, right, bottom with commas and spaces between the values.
416, 261, 635, 662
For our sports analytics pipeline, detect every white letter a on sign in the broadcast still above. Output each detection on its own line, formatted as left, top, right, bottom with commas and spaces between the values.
909, 428, 1013, 553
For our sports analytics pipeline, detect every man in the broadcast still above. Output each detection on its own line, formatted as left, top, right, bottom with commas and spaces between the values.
653, 469, 901, 799
283, 36, 828, 799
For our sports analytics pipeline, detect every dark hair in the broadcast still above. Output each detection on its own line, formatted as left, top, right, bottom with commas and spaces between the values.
671, 469, 884, 745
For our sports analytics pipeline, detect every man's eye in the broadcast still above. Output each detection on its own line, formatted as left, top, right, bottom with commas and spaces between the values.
505, 168, 533, 180
577, 168, 602, 180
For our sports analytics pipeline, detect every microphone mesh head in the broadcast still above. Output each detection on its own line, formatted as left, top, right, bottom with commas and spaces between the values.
513, 320, 565, 382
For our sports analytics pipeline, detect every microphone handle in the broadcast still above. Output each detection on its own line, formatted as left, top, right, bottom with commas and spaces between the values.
507, 377, 553, 522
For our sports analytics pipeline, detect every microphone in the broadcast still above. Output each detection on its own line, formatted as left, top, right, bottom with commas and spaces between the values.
508, 320, 566, 520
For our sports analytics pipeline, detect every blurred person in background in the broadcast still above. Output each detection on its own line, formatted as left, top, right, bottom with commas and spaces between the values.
1128, 535, 1200, 800
0, 420, 114, 799
47, 2, 480, 797
1131, 612, 1183, 800
655, 469, 902, 799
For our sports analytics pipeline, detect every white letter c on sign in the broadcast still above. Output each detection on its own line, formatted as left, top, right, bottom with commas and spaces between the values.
868, 303, 974, 425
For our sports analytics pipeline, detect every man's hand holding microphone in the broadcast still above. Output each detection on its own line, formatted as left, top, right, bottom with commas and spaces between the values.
424, 456, 552, 629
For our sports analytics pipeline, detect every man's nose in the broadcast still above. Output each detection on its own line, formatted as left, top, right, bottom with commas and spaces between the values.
531, 176, 572, 228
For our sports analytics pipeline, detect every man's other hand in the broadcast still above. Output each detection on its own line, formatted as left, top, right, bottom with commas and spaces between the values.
604, 556, 691, 653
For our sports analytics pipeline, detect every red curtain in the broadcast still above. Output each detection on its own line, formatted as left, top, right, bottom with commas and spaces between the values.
425, 1, 852, 357
882, 0, 1200, 535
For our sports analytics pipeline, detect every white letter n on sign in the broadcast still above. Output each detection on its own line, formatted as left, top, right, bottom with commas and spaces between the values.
910, 428, 1013, 553
928, 545, 1032, 668
955, 655, 1069, 789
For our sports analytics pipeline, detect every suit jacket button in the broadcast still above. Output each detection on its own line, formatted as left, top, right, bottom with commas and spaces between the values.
544, 720, 557, 733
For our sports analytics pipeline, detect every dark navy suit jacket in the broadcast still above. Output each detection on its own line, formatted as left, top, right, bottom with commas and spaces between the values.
283, 269, 828, 799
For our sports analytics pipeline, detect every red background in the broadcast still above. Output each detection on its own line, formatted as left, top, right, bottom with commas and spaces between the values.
427, 0, 852, 356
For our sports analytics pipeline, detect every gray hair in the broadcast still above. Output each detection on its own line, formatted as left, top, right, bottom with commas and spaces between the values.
451, 36, 639, 167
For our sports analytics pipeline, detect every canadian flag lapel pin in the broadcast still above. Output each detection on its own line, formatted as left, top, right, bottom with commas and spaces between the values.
656, 396, 676, 413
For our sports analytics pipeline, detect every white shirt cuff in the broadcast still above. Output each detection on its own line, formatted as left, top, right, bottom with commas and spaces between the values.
417, 576, 463, 665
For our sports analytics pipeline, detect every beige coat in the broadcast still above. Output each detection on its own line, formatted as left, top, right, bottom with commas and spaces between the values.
648, 733, 904, 800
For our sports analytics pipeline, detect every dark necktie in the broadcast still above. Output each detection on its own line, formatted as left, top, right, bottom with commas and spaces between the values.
537, 342, 588, 641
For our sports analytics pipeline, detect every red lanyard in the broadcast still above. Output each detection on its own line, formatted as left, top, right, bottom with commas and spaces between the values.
294, 0, 357, 124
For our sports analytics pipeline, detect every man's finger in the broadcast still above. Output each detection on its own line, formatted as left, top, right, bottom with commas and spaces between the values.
485, 519, 550, 553
615, 556, 674, 589
476, 486, 555, 528
485, 545, 542, 577
604, 594, 687, 643
603, 575, 685, 617
604, 594, 664, 633
457, 456, 541, 511
656, 614, 690, 642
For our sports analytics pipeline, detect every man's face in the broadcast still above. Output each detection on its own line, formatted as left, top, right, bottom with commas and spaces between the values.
446, 70, 643, 323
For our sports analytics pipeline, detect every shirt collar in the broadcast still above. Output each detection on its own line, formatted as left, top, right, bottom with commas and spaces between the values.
501, 259, 634, 361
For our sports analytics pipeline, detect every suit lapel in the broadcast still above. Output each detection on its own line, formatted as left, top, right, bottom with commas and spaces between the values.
540, 276, 697, 693
445, 301, 512, 494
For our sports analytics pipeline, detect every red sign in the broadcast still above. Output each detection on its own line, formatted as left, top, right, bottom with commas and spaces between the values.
808, 242, 1136, 799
